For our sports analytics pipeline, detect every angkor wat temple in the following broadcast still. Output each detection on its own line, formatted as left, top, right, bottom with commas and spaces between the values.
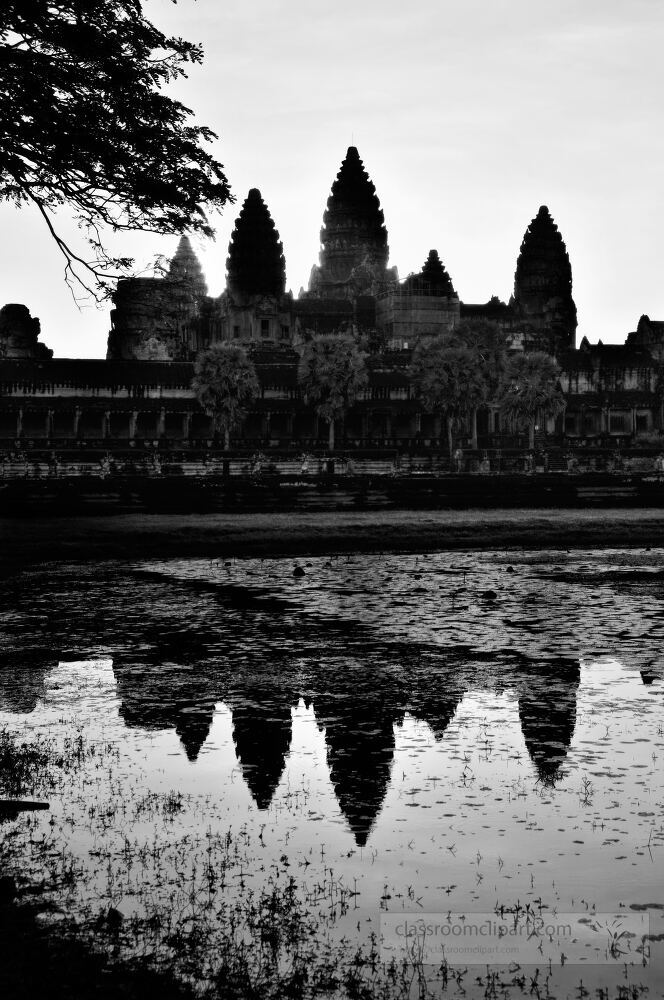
1, 146, 663, 464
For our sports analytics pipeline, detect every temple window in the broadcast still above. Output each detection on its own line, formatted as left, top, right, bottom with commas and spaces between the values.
280, 325, 290, 340
261, 319, 270, 338
232, 325, 240, 338
610, 413, 628, 433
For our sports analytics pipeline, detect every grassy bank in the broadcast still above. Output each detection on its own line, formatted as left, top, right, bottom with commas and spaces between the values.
2, 507, 664, 575
0, 899, 195, 1000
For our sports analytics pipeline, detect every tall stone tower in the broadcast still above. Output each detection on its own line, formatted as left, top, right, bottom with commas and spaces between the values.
226, 188, 286, 300
168, 235, 208, 298
512, 206, 577, 354
308, 146, 397, 300
220, 189, 291, 346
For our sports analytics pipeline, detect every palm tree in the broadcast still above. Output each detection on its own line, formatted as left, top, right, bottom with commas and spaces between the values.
297, 333, 368, 451
192, 344, 259, 449
499, 351, 565, 449
448, 319, 509, 447
410, 337, 487, 457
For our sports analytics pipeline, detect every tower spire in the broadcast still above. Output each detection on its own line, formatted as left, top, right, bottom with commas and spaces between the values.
406, 249, 456, 296
513, 205, 577, 351
226, 189, 286, 299
308, 147, 393, 299
168, 235, 208, 297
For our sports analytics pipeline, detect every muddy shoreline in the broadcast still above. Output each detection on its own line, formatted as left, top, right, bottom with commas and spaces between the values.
2, 508, 664, 575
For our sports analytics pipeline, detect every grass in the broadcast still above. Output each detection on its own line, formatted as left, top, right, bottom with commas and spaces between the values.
0, 729, 51, 797
3, 508, 664, 579
0, 725, 654, 1000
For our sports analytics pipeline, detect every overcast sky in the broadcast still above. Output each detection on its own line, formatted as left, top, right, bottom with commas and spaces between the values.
2, 0, 663, 358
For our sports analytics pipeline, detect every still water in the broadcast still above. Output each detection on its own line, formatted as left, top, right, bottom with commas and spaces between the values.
1, 548, 663, 997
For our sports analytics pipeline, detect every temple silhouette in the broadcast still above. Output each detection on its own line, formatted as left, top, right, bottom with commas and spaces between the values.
2, 146, 663, 454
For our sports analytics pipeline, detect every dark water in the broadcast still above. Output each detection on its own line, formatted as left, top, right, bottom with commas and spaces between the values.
1, 549, 663, 996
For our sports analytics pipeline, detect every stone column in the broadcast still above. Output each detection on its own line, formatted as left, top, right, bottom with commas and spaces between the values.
157, 407, 166, 439
103, 410, 111, 440
361, 412, 369, 442
73, 407, 81, 439
129, 411, 138, 440
182, 412, 192, 441
45, 409, 53, 440
16, 407, 23, 439
631, 406, 637, 438
384, 412, 392, 442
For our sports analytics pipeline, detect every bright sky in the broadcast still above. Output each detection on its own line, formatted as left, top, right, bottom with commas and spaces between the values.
1, 0, 663, 358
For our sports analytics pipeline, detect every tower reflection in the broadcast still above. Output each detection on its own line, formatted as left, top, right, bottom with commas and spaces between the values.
229, 684, 294, 809
516, 659, 580, 786
314, 691, 403, 846
114, 657, 221, 762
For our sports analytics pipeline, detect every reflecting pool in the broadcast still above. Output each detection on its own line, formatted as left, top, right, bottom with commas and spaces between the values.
1, 548, 663, 997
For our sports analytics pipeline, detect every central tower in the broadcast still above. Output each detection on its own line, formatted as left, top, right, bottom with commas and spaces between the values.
512, 205, 577, 353
308, 146, 397, 300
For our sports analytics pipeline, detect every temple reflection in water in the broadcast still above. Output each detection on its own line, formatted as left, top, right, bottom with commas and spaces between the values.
4, 563, 662, 845
1, 646, 584, 845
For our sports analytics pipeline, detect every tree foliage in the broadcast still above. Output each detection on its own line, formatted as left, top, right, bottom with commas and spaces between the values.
297, 334, 368, 450
0, 1, 232, 298
410, 336, 487, 456
499, 351, 564, 447
192, 344, 259, 448
449, 319, 509, 398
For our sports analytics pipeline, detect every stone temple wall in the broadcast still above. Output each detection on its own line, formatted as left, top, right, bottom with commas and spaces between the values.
108, 277, 209, 361
0, 304, 52, 360
376, 293, 461, 349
